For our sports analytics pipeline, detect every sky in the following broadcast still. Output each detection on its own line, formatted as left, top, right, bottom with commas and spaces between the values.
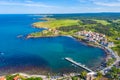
0, 0, 120, 14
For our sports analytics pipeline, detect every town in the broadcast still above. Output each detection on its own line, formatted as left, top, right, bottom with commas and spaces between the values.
76, 30, 114, 47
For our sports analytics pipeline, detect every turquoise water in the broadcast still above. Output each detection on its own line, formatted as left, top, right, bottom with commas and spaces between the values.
0, 14, 105, 74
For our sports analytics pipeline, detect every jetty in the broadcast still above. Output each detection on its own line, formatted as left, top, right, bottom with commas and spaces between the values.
65, 57, 93, 72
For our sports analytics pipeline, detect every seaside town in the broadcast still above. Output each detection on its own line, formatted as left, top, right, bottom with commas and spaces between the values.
0, 30, 120, 80
0, 14, 120, 79
0, 0, 120, 79
76, 30, 114, 47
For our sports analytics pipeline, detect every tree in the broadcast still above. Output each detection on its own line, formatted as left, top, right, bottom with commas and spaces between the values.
6, 75, 15, 80
25, 77, 43, 80
106, 59, 114, 67
6, 74, 20, 80
71, 76, 79, 80
47, 73, 50, 80
108, 66, 120, 80
97, 71, 103, 79
80, 71, 87, 79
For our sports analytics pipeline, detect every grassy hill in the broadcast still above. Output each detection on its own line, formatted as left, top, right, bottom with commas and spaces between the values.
92, 19, 110, 25
33, 19, 80, 29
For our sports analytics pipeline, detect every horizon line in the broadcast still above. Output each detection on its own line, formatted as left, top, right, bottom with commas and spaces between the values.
0, 12, 120, 15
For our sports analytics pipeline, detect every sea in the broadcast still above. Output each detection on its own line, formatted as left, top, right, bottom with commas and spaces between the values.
0, 14, 106, 75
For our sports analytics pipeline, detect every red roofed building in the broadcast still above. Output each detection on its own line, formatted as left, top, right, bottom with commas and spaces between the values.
0, 76, 6, 80
13, 76, 22, 80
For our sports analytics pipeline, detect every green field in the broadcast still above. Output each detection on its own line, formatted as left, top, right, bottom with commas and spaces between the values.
92, 19, 110, 25
33, 19, 80, 29
112, 19, 120, 23
28, 30, 56, 38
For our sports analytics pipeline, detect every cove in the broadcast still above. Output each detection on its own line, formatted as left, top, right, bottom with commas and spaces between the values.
0, 14, 106, 75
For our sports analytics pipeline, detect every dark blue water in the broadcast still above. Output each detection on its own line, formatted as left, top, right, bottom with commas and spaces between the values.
0, 14, 105, 74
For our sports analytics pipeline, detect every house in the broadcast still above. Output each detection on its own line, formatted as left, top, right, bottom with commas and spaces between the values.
116, 37, 120, 40
54, 30, 59, 35
100, 40, 108, 46
0, 76, 6, 80
86, 74, 95, 80
106, 42, 114, 47
13, 76, 22, 80
76, 30, 106, 43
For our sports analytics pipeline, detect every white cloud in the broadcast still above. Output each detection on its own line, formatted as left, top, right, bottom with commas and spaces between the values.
84, 0, 120, 7
0, 1, 55, 8
94, 2, 120, 7
78, 0, 87, 2
0, 0, 120, 14
25, 0, 33, 3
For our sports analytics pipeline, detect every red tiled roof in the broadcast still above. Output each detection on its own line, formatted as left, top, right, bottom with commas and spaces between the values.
0, 76, 6, 80
13, 76, 21, 80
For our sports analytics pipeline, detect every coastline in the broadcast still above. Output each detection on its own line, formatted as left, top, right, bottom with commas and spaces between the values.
26, 33, 119, 67
26, 34, 109, 63
4, 34, 119, 79
24, 18, 120, 76
1, 14, 120, 80
12, 73, 48, 79
3, 35, 114, 80
1, 72, 79, 80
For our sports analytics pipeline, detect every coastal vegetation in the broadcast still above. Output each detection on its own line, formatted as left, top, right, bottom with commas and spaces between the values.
6, 74, 19, 80
71, 76, 79, 80
107, 66, 120, 80
106, 58, 115, 67
2, 67, 120, 80
92, 19, 110, 25
112, 45, 120, 56
33, 19, 80, 29
27, 19, 81, 38
5, 74, 43, 80
80, 71, 87, 79
26, 77, 43, 80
